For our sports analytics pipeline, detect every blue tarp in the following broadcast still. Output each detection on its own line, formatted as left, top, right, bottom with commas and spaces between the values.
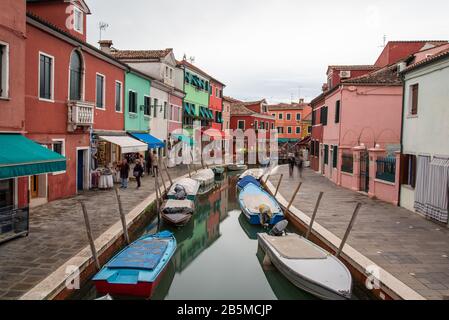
130, 133, 165, 149
237, 176, 261, 190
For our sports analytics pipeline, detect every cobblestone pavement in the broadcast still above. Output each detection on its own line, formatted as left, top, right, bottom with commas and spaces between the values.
270, 166, 449, 300
0, 165, 188, 300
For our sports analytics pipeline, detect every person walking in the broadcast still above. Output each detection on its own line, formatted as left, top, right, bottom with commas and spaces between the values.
152, 150, 159, 177
119, 159, 130, 189
139, 154, 146, 177
146, 151, 153, 176
133, 159, 144, 189
288, 153, 295, 177
296, 152, 304, 179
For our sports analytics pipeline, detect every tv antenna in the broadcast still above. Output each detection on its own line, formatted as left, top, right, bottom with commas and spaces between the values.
189, 56, 196, 64
379, 34, 387, 48
99, 22, 109, 41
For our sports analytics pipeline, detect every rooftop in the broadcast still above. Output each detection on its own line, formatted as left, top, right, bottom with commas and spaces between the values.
341, 62, 402, 86
110, 49, 173, 60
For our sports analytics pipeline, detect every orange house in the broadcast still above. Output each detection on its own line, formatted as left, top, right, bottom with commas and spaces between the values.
268, 99, 312, 142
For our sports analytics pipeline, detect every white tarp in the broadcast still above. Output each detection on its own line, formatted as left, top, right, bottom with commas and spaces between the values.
99, 136, 147, 154
191, 169, 215, 186
168, 178, 200, 197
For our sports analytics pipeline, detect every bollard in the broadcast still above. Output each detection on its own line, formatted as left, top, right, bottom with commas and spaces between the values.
80, 201, 100, 270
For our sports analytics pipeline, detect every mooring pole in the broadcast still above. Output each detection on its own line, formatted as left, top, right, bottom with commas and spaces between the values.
162, 160, 173, 186
159, 159, 167, 195
286, 182, 302, 212
154, 170, 161, 213
187, 164, 192, 178
263, 174, 271, 186
114, 188, 130, 245
80, 201, 100, 270
306, 192, 324, 239
335, 202, 362, 258
274, 174, 284, 197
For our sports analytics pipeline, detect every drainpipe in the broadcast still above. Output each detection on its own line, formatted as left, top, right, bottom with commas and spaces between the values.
398, 73, 406, 207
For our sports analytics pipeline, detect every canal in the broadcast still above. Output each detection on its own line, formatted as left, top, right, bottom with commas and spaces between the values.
73, 173, 367, 300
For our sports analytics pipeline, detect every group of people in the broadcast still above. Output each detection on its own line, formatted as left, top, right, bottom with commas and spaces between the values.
288, 152, 304, 178
118, 150, 160, 189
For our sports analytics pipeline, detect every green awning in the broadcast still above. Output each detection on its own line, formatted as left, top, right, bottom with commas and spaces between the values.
189, 105, 197, 117
0, 134, 66, 179
208, 109, 214, 120
184, 103, 190, 115
199, 107, 206, 119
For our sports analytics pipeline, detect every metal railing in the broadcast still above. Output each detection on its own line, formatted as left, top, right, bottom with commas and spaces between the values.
0, 206, 29, 245
376, 156, 396, 183
341, 153, 354, 173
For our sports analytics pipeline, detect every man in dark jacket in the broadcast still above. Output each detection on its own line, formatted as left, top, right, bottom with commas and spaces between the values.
119, 159, 130, 189
133, 159, 144, 189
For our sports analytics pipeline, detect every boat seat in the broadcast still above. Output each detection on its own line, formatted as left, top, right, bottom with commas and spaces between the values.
262, 234, 328, 260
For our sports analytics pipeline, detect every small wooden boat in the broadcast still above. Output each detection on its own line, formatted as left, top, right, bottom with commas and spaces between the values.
258, 228, 352, 300
239, 168, 265, 180
167, 178, 200, 201
237, 176, 261, 192
191, 169, 215, 187
238, 183, 284, 225
93, 231, 176, 299
228, 164, 248, 171
161, 199, 195, 227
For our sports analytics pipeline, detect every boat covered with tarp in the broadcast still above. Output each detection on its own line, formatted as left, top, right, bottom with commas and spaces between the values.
161, 199, 195, 227
167, 178, 200, 201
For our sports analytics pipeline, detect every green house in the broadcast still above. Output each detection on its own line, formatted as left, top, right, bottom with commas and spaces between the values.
124, 70, 152, 133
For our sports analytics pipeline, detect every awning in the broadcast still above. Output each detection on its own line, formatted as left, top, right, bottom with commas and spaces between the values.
99, 135, 147, 154
184, 104, 190, 115
0, 134, 66, 179
199, 107, 206, 119
130, 133, 165, 149
207, 109, 214, 120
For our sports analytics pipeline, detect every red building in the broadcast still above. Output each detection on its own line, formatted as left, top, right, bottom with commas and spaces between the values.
209, 79, 225, 131
229, 99, 275, 137
25, 0, 127, 206
310, 93, 325, 172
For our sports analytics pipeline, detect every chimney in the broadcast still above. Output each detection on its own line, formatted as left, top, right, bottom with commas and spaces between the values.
299, 98, 305, 104
322, 83, 329, 92
99, 40, 113, 54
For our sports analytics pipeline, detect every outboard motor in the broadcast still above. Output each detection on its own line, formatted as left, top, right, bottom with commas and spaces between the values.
174, 185, 187, 200
269, 220, 288, 236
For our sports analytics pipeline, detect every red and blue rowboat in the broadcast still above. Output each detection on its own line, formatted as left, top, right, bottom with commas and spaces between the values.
93, 231, 176, 298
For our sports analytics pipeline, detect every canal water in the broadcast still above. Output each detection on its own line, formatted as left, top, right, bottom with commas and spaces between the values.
74, 173, 366, 300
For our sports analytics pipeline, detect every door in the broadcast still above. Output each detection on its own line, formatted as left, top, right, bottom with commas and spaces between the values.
31, 176, 39, 199
359, 151, 370, 192
77, 150, 84, 191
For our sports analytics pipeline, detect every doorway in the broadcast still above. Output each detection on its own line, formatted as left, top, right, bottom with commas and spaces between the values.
29, 174, 47, 208
77, 148, 89, 192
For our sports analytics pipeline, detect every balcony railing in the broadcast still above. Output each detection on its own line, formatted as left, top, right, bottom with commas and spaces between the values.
0, 206, 29, 245
67, 100, 95, 132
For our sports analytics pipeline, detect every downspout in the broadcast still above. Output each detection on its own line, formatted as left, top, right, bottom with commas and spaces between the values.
398, 73, 406, 207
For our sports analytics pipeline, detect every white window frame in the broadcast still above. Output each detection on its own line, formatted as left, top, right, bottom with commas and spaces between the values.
95, 73, 106, 110
286, 113, 292, 121
296, 127, 301, 134
254, 120, 258, 129
237, 120, 245, 130
296, 113, 301, 121
143, 94, 151, 117
38, 51, 55, 103
287, 126, 292, 134
52, 139, 66, 175
408, 83, 419, 117
73, 6, 84, 34
278, 113, 283, 120
129, 90, 138, 115
0, 41, 10, 99
115, 80, 123, 113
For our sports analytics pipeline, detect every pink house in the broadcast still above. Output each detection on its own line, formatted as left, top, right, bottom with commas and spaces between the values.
316, 41, 447, 205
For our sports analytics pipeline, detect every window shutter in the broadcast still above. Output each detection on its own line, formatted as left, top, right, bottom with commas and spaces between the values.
333, 146, 338, 168
335, 100, 340, 123
411, 84, 419, 115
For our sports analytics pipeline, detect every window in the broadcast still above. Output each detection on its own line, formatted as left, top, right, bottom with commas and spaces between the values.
312, 110, 316, 125
296, 127, 301, 134
165, 66, 169, 77
128, 91, 137, 113
238, 120, 245, 130
287, 127, 292, 134
163, 102, 167, 119
401, 154, 417, 188
271, 123, 274, 130
277, 127, 284, 134
279, 113, 283, 120
39, 53, 53, 101
296, 113, 301, 121
335, 100, 341, 123
410, 84, 419, 115
144, 96, 151, 116
286, 113, 291, 121
170, 68, 173, 79
153, 98, 158, 117
254, 120, 258, 129
272, 113, 276, 118
324, 145, 329, 165
333, 146, 338, 168
216, 88, 219, 97
115, 81, 122, 112
260, 121, 264, 130
0, 43, 9, 98
320, 106, 328, 126
52, 140, 65, 156
265, 122, 269, 130
74, 7, 83, 34
0, 179, 13, 209
96, 74, 105, 109
308, 126, 312, 134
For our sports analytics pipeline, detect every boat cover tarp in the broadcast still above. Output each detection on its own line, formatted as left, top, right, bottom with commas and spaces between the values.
0, 134, 66, 179
262, 234, 328, 260
107, 238, 169, 270
191, 169, 215, 185
162, 200, 194, 214
238, 176, 261, 189
168, 178, 200, 196
240, 184, 281, 214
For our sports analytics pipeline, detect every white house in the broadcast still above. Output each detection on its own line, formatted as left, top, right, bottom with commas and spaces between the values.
400, 49, 449, 225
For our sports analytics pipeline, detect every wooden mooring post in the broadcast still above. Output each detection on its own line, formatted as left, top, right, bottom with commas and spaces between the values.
162, 160, 173, 186
286, 182, 302, 212
187, 164, 192, 178
114, 188, 130, 245
305, 192, 324, 239
159, 161, 168, 195
335, 202, 362, 258
80, 201, 100, 270
274, 174, 284, 197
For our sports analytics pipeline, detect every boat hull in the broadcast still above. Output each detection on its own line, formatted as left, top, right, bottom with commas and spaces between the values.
257, 234, 352, 300
161, 213, 192, 227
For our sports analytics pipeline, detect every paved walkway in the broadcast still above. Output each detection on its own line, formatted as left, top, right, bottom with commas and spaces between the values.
269, 166, 449, 300
0, 165, 188, 300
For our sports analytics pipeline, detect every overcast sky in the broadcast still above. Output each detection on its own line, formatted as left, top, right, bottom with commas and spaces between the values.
87, 0, 448, 103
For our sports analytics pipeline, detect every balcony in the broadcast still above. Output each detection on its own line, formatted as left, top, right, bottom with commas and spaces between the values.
67, 100, 95, 132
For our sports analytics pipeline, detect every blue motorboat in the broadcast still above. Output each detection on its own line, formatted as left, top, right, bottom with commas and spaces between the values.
93, 231, 176, 298
237, 176, 261, 191
238, 183, 284, 225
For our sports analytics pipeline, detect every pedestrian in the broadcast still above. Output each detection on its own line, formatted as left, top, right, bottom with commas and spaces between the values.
146, 151, 153, 176
139, 154, 145, 176
133, 159, 144, 189
288, 153, 295, 177
152, 150, 159, 177
119, 159, 130, 189
296, 152, 304, 178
